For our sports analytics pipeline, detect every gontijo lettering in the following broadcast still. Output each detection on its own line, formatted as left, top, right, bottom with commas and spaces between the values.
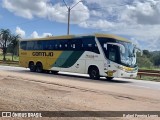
32, 52, 54, 56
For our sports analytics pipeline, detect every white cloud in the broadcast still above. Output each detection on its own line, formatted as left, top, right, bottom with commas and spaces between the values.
42, 33, 52, 37
82, 0, 160, 50
79, 20, 114, 29
3, 0, 160, 50
31, 31, 39, 38
30, 31, 52, 38
2, 0, 89, 23
15, 27, 25, 38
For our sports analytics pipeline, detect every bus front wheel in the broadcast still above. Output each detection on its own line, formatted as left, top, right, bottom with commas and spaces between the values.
36, 62, 43, 73
88, 67, 100, 80
29, 62, 36, 72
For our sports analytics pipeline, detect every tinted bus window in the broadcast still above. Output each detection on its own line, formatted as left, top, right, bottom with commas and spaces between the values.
34, 41, 42, 50
26, 41, 34, 50
82, 36, 99, 54
20, 41, 27, 50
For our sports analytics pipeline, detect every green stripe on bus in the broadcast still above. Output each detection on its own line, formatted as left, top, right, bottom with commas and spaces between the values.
60, 51, 84, 68
53, 51, 73, 67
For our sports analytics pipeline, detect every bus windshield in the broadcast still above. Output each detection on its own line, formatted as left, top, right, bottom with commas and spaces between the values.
98, 38, 137, 67
118, 41, 137, 67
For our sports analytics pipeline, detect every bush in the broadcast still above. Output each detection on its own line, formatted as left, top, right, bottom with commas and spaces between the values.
137, 55, 153, 69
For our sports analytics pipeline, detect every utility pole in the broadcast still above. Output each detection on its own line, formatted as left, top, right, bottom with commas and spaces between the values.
67, 7, 71, 35
63, 0, 82, 35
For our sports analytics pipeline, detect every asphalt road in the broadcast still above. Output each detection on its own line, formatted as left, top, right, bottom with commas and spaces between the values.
0, 65, 160, 91
1, 65, 160, 120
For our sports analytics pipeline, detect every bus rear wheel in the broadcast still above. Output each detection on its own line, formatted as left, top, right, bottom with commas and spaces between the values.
106, 77, 114, 80
89, 67, 100, 80
36, 62, 43, 73
29, 62, 36, 72
51, 71, 59, 74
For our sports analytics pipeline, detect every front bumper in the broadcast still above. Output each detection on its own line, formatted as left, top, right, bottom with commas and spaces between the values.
117, 69, 137, 78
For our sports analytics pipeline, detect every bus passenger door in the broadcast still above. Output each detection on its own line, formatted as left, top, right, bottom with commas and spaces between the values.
106, 44, 119, 77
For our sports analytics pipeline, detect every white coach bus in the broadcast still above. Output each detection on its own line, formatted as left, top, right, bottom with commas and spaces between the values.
19, 33, 140, 80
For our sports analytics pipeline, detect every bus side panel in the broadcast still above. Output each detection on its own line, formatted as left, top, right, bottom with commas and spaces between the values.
47, 51, 63, 70
19, 49, 29, 68
84, 51, 106, 76
50, 51, 85, 73
19, 50, 63, 70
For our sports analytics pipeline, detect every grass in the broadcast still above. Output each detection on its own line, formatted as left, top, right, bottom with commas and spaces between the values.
136, 76, 160, 82
0, 54, 19, 61
140, 67, 160, 71
0, 54, 19, 66
0, 62, 19, 67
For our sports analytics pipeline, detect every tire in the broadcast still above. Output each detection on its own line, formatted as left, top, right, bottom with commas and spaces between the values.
36, 62, 43, 73
51, 71, 59, 74
29, 62, 36, 72
44, 70, 51, 74
106, 77, 114, 81
89, 67, 100, 80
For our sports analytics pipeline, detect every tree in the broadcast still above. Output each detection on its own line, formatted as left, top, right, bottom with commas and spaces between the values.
9, 34, 20, 61
151, 54, 160, 67
0, 29, 11, 61
143, 50, 151, 58
137, 55, 153, 68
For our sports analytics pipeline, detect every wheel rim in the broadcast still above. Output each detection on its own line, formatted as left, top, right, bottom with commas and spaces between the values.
91, 70, 97, 78
36, 63, 42, 72
29, 63, 35, 71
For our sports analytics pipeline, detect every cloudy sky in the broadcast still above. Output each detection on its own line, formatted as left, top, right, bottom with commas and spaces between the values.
0, 0, 160, 51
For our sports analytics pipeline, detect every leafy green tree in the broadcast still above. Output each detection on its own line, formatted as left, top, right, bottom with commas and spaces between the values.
143, 50, 151, 58
137, 52, 153, 69
137, 56, 153, 68
0, 29, 11, 61
151, 54, 160, 66
9, 34, 20, 61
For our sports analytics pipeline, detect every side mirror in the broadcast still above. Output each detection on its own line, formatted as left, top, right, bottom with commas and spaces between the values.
140, 50, 143, 56
134, 45, 143, 56
103, 44, 107, 50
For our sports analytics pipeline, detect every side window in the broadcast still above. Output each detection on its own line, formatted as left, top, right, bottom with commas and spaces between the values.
109, 48, 116, 62
43, 40, 51, 50
82, 37, 99, 54
20, 41, 27, 50
61, 40, 70, 50
59, 40, 63, 50
69, 38, 82, 51
45, 40, 57, 50
107, 45, 118, 62
50, 40, 56, 50
55, 40, 60, 50
26, 41, 34, 50
63, 40, 69, 50
34, 41, 42, 50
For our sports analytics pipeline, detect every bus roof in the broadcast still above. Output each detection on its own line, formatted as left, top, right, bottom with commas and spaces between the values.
22, 33, 131, 42
95, 33, 130, 42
